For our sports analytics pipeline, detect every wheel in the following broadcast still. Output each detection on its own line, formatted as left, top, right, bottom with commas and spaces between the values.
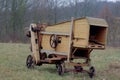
50, 34, 58, 48
26, 55, 34, 68
57, 64, 63, 75
41, 53, 47, 60
48, 54, 57, 58
74, 63, 83, 72
89, 66, 95, 78
57, 63, 64, 75
74, 66, 83, 72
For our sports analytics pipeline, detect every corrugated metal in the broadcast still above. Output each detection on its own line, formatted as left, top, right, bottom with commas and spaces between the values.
86, 17, 108, 27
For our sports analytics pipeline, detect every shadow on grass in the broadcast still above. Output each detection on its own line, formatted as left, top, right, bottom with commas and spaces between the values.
34, 65, 71, 76
35, 66, 91, 78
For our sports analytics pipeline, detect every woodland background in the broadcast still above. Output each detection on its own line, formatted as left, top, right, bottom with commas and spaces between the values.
0, 0, 120, 47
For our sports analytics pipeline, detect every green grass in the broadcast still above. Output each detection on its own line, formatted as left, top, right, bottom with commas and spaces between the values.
0, 43, 120, 80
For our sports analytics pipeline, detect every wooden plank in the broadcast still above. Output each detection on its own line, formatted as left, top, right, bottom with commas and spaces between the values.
55, 36, 69, 53
30, 24, 40, 64
46, 22, 71, 33
73, 18, 89, 47
40, 31, 69, 36
67, 17, 74, 62
41, 35, 54, 51
45, 58, 62, 61
73, 39, 88, 48
41, 49, 68, 55
41, 35, 70, 53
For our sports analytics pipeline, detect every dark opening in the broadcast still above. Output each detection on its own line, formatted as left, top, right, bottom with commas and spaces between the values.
89, 25, 107, 45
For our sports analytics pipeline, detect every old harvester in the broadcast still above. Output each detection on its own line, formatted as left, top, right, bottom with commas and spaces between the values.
26, 17, 108, 78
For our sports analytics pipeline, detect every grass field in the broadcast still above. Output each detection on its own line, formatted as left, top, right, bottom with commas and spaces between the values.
0, 43, 120, 80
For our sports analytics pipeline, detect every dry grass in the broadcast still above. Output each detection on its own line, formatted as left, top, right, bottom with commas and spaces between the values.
0, 43, 120, 80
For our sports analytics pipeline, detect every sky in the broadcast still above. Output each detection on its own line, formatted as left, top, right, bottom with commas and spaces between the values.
101, 0, 120, 2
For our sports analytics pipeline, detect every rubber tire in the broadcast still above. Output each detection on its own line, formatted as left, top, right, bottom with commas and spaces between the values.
57, 63, 64, 76
26, 55, 33, 68
89, 66, 95, 78
74, 66, 83, 72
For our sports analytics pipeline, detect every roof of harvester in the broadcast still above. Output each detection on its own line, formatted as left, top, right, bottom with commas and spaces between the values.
48, 17, 108, 27
86, 17, 108, 27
